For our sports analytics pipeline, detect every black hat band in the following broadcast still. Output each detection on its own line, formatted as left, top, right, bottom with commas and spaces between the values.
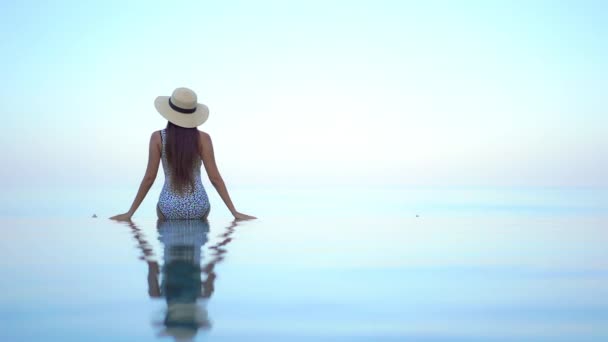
169, 98, 196, 114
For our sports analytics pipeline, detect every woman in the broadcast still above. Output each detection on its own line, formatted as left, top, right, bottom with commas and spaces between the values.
111, 87, 255, 221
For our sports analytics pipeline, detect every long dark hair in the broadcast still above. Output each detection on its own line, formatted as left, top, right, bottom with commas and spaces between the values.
165, 121, 200, 195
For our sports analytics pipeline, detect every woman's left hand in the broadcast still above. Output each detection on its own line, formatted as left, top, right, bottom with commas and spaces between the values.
110, 213, 133, 222
233, 211, 257, 220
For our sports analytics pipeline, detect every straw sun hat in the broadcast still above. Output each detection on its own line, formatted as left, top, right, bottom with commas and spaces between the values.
154, 87, 209, 128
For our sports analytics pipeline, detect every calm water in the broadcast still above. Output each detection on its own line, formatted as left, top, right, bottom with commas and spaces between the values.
0, 186, 607, 341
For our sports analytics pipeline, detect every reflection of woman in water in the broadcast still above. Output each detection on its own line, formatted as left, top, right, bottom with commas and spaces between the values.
110, 87, 255, 221
125, 219, 237, 341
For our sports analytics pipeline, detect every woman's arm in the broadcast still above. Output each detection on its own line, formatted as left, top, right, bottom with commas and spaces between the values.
110, 131, 161, 221
199, 131, 256, 220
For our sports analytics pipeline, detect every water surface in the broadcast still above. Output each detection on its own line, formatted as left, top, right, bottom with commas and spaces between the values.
0, 186, 607, 341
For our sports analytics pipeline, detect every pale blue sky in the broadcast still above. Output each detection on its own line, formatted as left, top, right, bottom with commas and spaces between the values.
1, 0, 606, 188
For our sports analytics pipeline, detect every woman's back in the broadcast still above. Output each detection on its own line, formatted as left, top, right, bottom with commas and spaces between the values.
158, 128, 210, 220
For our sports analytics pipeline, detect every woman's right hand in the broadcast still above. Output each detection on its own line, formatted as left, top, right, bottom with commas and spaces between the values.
233, 211, 257, 220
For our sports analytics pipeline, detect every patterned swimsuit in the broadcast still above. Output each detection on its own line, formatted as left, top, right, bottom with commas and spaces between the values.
157, 129, 210, 219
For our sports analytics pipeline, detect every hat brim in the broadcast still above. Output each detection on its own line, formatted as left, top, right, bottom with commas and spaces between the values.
154, 96, 209, 128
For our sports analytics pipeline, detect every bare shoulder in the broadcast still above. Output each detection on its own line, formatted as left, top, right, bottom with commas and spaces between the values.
149, 131, 162, 152
197, 130, 214, 158
150, 130, 162, 143
198, 130, 212, 144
